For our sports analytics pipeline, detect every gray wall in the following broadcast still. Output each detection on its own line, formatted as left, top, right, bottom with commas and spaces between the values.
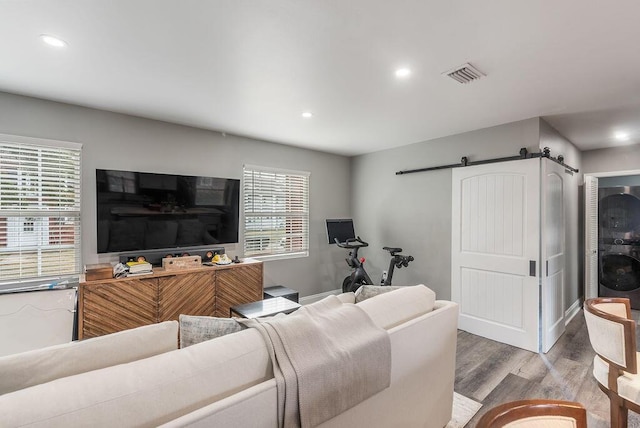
582, 144, 640, 174
0, 92, 351, 297
351, 117, 582, 311
351, 118, 541, 300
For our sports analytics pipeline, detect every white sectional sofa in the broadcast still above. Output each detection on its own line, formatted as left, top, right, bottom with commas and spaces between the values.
0, 285, 458, 428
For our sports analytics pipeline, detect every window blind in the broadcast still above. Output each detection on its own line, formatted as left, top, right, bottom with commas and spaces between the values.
243, 165, 309, 258
0, 135, 82, 285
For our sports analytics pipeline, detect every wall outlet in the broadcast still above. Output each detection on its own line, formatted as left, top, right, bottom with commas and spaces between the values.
381, 270, 388, 284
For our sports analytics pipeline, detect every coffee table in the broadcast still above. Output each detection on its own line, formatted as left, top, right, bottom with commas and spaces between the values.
230, 296, 301, 319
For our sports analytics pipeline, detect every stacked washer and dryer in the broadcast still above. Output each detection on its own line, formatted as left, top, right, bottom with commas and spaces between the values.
599, 186, 640, 308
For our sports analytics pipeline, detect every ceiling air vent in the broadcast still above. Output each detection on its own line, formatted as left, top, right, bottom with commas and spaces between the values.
443, 63, 485, 84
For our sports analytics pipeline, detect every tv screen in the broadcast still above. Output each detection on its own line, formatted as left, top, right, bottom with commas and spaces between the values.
326, 219, 355, 244
96, 169, 240, 253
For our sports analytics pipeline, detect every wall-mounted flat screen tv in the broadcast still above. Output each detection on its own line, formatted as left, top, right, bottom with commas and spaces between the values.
96, 169, 240, 254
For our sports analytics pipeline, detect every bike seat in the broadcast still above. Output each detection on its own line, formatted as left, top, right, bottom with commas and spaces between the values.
383, 246, 402, 254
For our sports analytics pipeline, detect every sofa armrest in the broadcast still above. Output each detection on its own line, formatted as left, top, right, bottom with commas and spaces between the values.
319, 300, 459, 428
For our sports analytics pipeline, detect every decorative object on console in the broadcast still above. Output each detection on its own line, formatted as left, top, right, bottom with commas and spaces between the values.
213, 254, 232, 265
84, 263, 113, 281
125, 260, 152, 275
162, 255, 202, 270
203, 248, 225, 262
119, 247, 225, 267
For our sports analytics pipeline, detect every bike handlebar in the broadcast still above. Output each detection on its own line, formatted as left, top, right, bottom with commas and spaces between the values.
334, 236, 369, 249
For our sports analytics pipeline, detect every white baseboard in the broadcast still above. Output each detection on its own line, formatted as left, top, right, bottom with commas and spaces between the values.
565, 298, 582, 326
299, 289, 341, 305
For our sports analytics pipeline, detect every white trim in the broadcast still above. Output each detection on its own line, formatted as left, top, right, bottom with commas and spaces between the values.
565, 298, 582, 326
583, 169, 640, 181
251, 251, 309, 262
299, 289, 341, 305
0, 133, 82, 150
243, 164, 310, 177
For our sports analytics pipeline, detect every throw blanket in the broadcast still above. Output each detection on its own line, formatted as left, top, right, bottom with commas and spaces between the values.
239, 295, 391, 427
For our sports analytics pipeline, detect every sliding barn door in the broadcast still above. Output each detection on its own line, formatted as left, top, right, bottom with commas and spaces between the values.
452, 158, 540, 353
540, 159, 566, 353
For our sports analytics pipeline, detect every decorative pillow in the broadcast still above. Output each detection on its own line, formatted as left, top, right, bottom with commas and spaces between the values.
179, 315, 246, 348
354, 285, 406, 303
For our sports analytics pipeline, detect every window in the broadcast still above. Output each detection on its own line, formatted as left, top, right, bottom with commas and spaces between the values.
243, 165, 309, 259
0, 134, 82, 285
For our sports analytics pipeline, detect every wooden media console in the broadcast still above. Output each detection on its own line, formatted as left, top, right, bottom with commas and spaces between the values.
78, 259, 263, 339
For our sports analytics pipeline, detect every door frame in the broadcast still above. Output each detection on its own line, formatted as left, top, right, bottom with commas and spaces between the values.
583, 169, 640, 301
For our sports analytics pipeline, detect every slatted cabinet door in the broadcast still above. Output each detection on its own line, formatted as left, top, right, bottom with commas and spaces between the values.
158, 272, 216, 322
80, 278, 158, 339
215, 263, 263, 317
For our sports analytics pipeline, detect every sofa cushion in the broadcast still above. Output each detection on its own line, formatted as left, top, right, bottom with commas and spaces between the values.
179, 314, 246, 348
0, 320, 178, 395
356, 284, 436, 330
0, 328, 273, 427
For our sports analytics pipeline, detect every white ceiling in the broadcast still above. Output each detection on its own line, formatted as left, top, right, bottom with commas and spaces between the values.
1, 0, 639, 156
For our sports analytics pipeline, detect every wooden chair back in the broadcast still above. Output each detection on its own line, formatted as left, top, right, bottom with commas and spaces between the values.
584, 297, 637, 374
476, 399, 587, 427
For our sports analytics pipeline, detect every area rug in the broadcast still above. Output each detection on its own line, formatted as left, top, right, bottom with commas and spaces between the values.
446, 392, 483, 428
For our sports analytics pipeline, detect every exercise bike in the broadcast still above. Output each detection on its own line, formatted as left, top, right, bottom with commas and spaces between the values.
335, 236, 414, 293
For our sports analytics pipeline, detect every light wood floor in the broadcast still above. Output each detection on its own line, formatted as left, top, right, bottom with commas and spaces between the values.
455, 309, 640, 427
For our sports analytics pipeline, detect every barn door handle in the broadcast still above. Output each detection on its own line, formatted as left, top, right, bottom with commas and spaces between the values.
529, 261, 536, 277
546, 260, 549, 277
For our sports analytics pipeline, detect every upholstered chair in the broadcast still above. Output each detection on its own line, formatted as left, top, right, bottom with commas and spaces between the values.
584, 297, 640, 428
476, 399, 587, 427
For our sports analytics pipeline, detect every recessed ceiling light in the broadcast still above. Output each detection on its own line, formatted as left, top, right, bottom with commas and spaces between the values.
614, 132, 630, 141
40, 34, 67, 48
395, 68, 412, 79
301, 112, 313, 118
